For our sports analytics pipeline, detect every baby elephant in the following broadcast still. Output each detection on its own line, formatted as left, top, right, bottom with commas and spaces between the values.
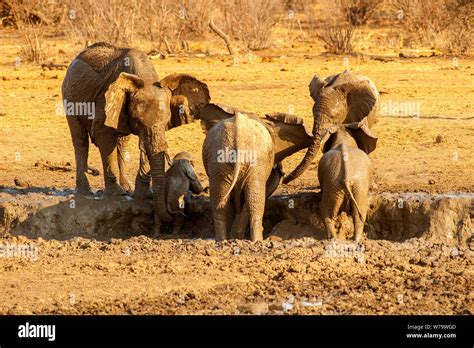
318, 118, 377, 242
164, 152, 204, 235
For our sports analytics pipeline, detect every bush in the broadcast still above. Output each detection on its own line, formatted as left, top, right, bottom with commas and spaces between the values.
336, 0, 384, 26
317, 23, 355, 54
217, 0, 282, 50
8, 0, 50, 63
391, 0, 474, 54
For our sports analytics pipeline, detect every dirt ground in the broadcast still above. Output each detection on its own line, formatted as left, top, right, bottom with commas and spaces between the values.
0, 32, 473, 314
0, 236, 472, 315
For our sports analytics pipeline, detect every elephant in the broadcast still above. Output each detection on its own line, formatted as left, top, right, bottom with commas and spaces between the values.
317, 118, 377, 242
200, 103, 313, 241
164, 151, 204, 235
283, 70, 379, 184
61, 42, 210, 234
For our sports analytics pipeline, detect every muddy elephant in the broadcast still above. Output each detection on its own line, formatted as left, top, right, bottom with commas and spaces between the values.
200, 104, 313, 241
283, 70, 379, 184
164, 151, 204, 235
62, 42, 210, 234
318, 118, 378, 241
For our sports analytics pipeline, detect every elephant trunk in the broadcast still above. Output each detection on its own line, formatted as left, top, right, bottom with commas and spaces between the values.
283, 94, 337, 184
283, 103, 326, 184
282, 131, 322, 184
147, 137, 172, 234
149, 151, 172, 232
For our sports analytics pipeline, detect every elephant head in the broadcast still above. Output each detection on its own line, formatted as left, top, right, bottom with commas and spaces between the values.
105, 72, 172, 226
283, 71, 379, 184
320, 118, 378, 154
160, 73, 210, 129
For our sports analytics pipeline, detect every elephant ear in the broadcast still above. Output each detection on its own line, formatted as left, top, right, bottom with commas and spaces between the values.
265, 112, 313, 138
344, 118, 378, 154
309, 74, 329, 102
200, 103, 239, 132
337, 79, 378, 125
104, 72, 144, 133
178, 159, 199, 182
168, 95, 191, 129
160, 73, 210, 122
320, 125, 340, 153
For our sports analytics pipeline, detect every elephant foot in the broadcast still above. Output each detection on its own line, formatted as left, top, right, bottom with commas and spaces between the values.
103, 183, 127, 197
133, 186, 152, 199
119, 176, 133, 194
153, 219, 163, 238
76, 186, 94, 197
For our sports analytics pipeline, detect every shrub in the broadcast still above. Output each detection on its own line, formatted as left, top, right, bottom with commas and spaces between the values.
336, 0, 384, 26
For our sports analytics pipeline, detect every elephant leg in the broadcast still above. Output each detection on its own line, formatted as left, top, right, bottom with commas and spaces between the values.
133, 147, 152, 199
230, 190, 249, 239
352, 187, 368, 242
211, 180, 232, 242
96, 134, 126, 196
117, 135, 132, 193
321, 189, 344, 240
213, 204, 230, 241
171, 213, 185, 234
67, 116, 93, 195
246, 181, 265, 242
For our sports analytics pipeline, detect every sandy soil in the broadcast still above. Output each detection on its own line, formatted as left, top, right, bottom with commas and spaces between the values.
0, 33, 473, 314
0, 236, 472, 315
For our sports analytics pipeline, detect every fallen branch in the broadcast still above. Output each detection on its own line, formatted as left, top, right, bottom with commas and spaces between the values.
209, 17, 234, 55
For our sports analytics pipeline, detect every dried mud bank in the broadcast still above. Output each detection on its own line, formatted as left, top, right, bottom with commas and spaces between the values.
0, 189, 472, 246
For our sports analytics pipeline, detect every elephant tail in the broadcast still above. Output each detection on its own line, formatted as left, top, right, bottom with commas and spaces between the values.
341, 144, 363, 218
220, 113, 247, 207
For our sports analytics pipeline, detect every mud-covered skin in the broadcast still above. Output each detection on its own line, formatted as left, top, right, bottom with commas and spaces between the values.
284, 71, 379, 184
164, 152, 204, 235
318, 120, 377, 241
200, 105, 314, 199
62, 42, 172, 232
62, 43, 210, 234
203, 113, 274, 241
319, 131, 371, 241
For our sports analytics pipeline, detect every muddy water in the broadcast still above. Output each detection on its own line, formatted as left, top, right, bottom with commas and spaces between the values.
0, 189, 472, 246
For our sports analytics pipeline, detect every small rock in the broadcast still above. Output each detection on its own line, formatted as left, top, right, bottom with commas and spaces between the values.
14, 176, 30, 188
428, 179, 435, 185
435, 134, 444, 143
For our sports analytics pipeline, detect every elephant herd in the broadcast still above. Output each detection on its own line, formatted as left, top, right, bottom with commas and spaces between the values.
62, 42, 379, 242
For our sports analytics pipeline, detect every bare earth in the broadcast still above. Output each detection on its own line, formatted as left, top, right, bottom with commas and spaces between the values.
0, 236, 472, 315
0, 34, 473, 314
